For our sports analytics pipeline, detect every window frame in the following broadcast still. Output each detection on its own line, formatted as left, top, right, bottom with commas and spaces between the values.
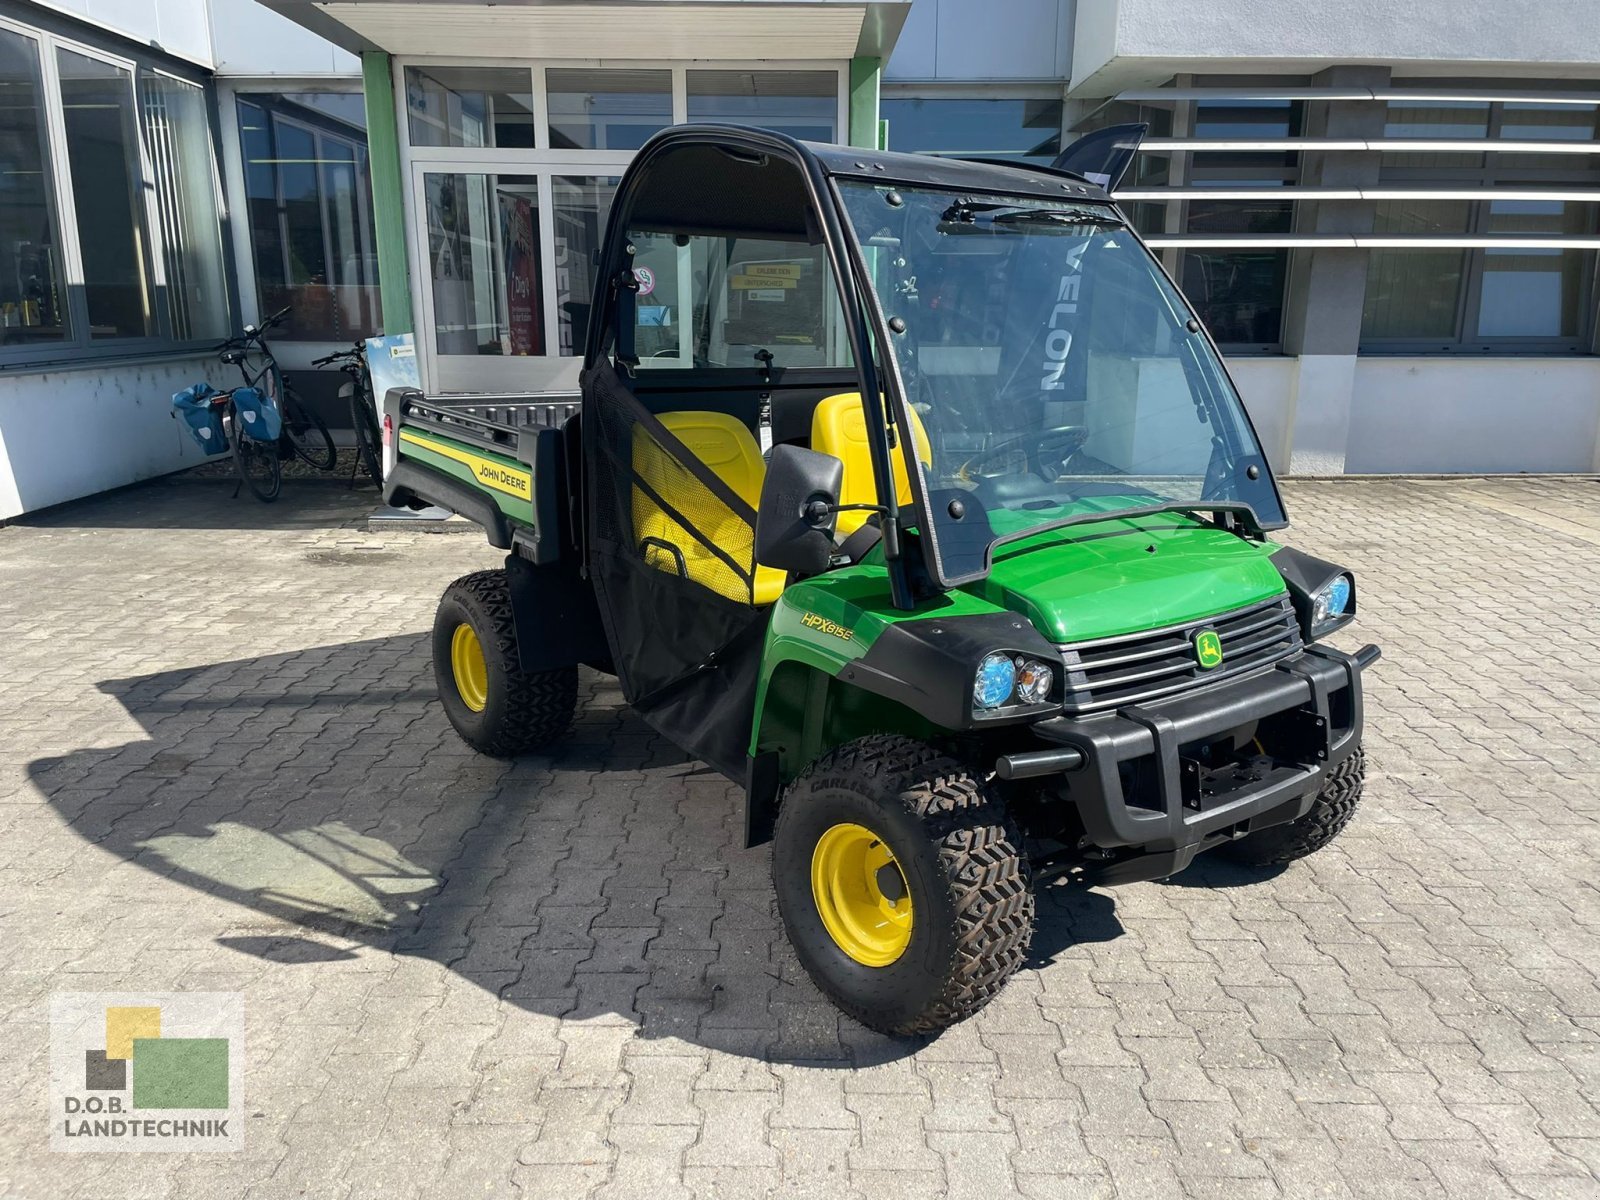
0, 11, 230, 371
394, 57, 848, 394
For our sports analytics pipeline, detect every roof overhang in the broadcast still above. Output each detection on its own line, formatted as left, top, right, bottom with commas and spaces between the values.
256, 0, 911, 61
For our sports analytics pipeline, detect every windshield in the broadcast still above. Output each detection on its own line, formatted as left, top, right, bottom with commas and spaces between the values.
837, 182, 1285, 585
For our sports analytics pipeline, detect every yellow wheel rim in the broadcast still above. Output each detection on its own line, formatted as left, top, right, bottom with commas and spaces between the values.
450, 623, 489, 713
810, 822, 913, 967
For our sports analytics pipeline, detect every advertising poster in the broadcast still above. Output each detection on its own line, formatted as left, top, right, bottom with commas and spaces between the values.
498, 192, 541, 356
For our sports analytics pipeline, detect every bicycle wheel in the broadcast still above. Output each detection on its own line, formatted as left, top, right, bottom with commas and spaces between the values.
228, 404, 281, 502
280, 382, 337, 471
350, 384, 383, 487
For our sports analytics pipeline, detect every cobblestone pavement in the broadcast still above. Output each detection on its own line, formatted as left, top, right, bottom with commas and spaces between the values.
1, 474, 1598, 1200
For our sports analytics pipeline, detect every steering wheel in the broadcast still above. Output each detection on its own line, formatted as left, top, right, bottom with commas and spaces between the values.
967, 425, 1089, 482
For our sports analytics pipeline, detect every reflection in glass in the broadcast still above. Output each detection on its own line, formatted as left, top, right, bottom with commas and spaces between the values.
882, 98, 1062, 164
0, 29, 67, 344
141, 71, 229, 340
1181, 251, 1288, 345
57, 49, 153, 339
1363, 251, 1465, 340
552, 176, 617, 355
236, 94, 382, 340
686, 71, 837, 142
425, 173, 543, 357
547, 70, 670, 150
1478, 200, 1592, 338
406, 67, 534, 148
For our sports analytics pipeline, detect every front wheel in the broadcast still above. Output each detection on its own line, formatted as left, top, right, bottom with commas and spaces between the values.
1220, 749, 1365, 865
432, 570, 577, 756
773, 734, 1033, 1036
350, 386, 383, 487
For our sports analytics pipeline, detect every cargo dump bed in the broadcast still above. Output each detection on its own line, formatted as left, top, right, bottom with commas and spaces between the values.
382, 389, 580, 563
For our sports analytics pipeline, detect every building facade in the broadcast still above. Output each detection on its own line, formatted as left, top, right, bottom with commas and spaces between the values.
2, 0, 1599, 518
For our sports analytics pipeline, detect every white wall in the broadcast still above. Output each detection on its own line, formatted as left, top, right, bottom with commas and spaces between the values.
0, 355, 221, 520
208, 0, 360, 76
886, 0, 1073, 80
31, 0, 212, 65
1347, 358, 1600, 474
1226, 356, 1297, 475
1072, 0, 1600, 92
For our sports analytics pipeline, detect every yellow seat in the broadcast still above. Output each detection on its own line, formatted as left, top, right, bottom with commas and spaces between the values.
810, 393, 933, 536
631, 410, 786, 605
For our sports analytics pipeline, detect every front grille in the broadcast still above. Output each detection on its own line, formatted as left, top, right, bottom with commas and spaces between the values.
1056, 596, 1302, 715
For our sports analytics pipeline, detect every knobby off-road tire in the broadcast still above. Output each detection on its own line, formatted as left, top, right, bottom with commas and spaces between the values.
1221, 749, 1365, 866
433, 570, 577, 757
773, 734, 1034, 1036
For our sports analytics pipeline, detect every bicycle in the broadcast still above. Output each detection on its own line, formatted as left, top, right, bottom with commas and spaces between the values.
219, 307, 337, 472
313, 341, 383, 487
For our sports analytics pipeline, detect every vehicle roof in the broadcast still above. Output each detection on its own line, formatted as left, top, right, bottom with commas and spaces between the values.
800, 137, 1113, 205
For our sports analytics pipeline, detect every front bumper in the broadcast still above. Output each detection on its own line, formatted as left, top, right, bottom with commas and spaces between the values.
1003, 643, 1377, 884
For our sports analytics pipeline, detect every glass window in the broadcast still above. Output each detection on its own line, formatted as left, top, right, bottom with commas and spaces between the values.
0, 28, 67, 345
881, 98, 1063, 164
236, 94, 382, 341
552, 176, 617, 356
627, 229, 848, 371
547, 70, 670, 151
424, 173, 544, 357
686, 71, 837, 142
1362, 250, 1465, 341
1478, 200, 1592, 338
406, 67, 534, 148
139, 71, 228, 340
57, 49, 153, 339
1181, 251, 1288, 346
1383, 100, 1489, 171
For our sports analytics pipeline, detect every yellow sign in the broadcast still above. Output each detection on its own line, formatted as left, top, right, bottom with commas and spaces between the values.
741, 263, 803, 280
399, 431, 532, 501
731, 274, 797, 291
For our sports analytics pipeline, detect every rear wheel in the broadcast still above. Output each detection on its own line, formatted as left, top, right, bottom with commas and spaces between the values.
1221, 749, 1365, 865
227, 406, 281, 502
773, 734, 1033, 1036
433, 569, 577, 756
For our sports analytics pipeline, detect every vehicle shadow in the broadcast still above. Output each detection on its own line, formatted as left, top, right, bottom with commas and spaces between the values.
31, 634, 1125, 1067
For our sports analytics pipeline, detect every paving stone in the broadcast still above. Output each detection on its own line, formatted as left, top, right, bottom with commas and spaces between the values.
2, 478, 1598, 1199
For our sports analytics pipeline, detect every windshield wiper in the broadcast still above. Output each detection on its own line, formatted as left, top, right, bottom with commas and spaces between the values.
985, 501, 1269, 562
939, 201, 1124, 232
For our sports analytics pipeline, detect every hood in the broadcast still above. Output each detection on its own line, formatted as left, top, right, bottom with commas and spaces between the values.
969, 514, 1287, 644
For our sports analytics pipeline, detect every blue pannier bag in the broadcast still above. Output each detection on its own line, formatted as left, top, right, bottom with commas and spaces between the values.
172, 382, 226, 455
230, 386, 282, 444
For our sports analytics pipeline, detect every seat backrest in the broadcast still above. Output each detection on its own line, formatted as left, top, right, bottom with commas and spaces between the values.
631, 410, 783, 604
810, 393, 932, 536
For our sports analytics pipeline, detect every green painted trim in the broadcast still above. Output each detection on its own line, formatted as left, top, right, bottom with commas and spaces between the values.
848, 57, 880, 149
362, 52, 413, 335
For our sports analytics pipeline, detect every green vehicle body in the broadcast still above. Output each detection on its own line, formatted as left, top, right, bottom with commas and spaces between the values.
751, 515, 1292, 788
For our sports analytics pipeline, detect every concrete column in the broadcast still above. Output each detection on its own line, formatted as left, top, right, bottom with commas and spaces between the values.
361, 51, 413, 336
1281, 65, 1389, 474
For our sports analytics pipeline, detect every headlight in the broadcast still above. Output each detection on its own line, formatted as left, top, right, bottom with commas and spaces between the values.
973, 652, 1017, 709
1311, 574, 1353, 635
1015, 658, 1054, 705
973, 652, 1055, 712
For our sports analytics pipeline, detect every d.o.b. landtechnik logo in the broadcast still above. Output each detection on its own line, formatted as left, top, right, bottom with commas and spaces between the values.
50, 992, 243, 1151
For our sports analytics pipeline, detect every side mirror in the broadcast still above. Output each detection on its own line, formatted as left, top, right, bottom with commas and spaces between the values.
755, 445, 843, 576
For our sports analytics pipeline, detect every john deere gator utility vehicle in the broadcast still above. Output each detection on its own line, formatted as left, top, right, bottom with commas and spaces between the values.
384, 125, 1379, 1036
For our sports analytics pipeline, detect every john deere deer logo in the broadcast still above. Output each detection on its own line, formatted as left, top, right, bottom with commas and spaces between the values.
1193, 629, 1223, 670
